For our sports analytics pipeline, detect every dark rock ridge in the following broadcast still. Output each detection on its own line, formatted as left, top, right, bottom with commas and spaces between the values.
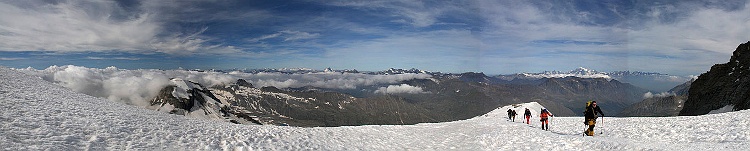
680, 41, 750, 115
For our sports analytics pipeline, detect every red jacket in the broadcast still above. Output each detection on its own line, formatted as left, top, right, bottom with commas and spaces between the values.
540, 111, 553, 119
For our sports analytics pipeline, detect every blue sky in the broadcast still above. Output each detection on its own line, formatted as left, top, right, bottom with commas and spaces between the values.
1, 0, 749, 75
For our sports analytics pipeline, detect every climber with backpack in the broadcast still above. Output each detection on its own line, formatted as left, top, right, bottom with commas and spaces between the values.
540, 108, 553, 130
583, 101, 604, 136
524, 108, 532, 124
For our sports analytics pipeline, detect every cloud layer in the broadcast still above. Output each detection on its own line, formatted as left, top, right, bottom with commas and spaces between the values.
643, 92, 676, 99
234, 72, 432, 90
21, 65, 237, 106
19, 65, 432, 106
375, 84, 430, 94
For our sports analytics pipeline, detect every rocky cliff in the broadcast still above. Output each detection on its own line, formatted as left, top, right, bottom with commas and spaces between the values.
680, 41, 750, 115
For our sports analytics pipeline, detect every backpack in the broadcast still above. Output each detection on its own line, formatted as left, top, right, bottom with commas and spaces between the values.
583, 101, 593, 114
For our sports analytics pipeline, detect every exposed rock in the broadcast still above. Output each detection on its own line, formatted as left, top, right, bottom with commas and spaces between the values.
680, 41, 750, 115
236, 79, 253, 88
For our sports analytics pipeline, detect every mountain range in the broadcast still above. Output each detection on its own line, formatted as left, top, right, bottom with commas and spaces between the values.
15, 54, 725, 126
139, 68, 658, 126
497, 67, 693, 92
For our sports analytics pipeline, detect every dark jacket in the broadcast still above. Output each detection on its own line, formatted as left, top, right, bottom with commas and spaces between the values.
524, 109, 532, 116
584, 105, 604, 119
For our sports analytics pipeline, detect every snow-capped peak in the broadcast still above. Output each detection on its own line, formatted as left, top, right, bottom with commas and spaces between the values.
572, 67, 596, 75
518, 67, 611, 79
170, 78, 200, 99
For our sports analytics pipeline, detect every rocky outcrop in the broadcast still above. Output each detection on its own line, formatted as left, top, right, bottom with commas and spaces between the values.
150, 78, 261, 125
680, 41, 750, 115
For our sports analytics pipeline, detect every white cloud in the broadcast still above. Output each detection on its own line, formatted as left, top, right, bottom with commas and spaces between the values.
643, 92, 676, 99
233, 71, 432, 89
248, 30, 320, 43
469, 0, 750, 75
320, 29, 482, 73
22, 65, 236, 106
19, 65, 432, 106
0, 1, 159, 52
375, 84, 429, 94
325, 0, 464, 27
0, 1, 243, 56
0, 57, 25, 61
86, 57, 141, 60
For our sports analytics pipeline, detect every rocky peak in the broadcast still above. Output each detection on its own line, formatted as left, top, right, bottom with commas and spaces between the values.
236, 79, 253, 88
680, 41, 750, 115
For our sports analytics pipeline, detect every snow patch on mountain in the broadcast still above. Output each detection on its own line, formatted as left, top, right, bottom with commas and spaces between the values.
708, 105, 736, 114
519, 67, 612, 79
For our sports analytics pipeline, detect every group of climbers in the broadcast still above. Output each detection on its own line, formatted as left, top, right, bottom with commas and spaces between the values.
502, 100, 605, 136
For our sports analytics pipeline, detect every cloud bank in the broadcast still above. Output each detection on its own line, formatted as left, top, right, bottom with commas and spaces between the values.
643, 92, 676, 99
233, 72, 432, 90
21, 65, 237, 106
19, 65, 432, 106
374, 84, 430, 94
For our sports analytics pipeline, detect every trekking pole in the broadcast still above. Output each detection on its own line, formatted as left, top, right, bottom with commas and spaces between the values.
599, 116, 604, 134
550, 116, 555, 131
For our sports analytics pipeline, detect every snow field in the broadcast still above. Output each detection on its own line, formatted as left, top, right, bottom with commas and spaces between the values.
1, 67, 749, 150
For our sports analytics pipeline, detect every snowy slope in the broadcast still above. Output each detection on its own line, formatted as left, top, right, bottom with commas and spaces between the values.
1, 67, 748, 150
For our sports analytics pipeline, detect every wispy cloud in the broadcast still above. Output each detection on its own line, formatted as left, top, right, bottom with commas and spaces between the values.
0, 0, 245, 56
248, 30, 320, 43
86, 57, 141, 60
0, 57, 25, 61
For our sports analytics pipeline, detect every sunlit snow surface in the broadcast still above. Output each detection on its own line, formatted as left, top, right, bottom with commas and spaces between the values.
1, 67, 748, 150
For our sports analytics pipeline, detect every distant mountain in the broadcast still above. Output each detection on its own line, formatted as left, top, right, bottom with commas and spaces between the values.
497, 67, 693, 92
681, 41, 750, 116
534, 77, 649, 116
670, 79, 694, 96
149, 78, 262, 125
233, 67, 434, 75
150, 78, 443, 127
618, 95, 686, 117
619, 79, 692, 117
